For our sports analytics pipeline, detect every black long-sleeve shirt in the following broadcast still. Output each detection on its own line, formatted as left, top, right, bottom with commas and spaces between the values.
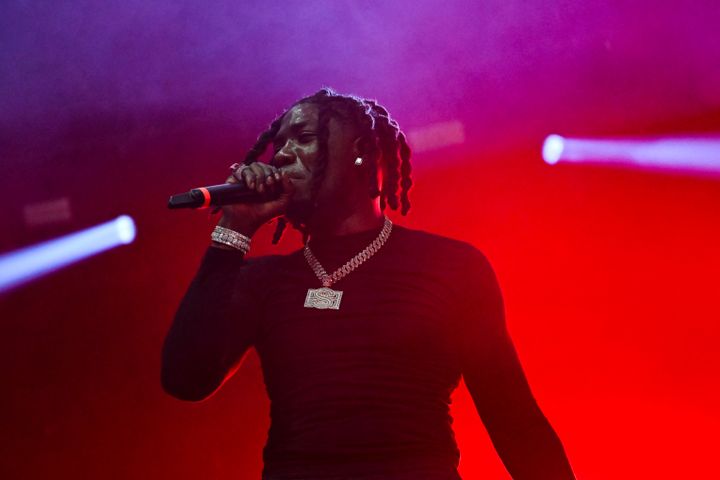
162, 223, 565, 479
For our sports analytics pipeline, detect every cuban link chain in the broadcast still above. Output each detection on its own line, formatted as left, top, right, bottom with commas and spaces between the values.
303, 217, 393, 309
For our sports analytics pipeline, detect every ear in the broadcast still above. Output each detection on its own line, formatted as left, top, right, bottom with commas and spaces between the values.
352, 135, 379, 162
352, 136, 364, 158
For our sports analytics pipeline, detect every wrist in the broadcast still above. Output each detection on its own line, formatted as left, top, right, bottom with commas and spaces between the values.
210, 241, 239, 252
211, 225, 252, 254
217, 215, 261, 238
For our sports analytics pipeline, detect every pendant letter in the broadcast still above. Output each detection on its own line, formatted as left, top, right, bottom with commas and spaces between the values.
304, 287, 343, 310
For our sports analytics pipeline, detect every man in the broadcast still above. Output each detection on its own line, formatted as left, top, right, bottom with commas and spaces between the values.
161, 88, 576, 479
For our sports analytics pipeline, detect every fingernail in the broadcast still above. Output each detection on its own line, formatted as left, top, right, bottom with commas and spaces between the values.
266, 177, 273, 185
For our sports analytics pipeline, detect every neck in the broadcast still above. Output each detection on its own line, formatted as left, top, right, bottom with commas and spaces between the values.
307, 201, 384, 240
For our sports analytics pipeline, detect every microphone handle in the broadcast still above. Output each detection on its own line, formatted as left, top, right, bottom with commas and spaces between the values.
167, 183, 280, 209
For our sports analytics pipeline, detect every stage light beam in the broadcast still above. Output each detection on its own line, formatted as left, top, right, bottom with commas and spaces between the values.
542, 135, 720, 175
0, 215, 137, 294
542, 134, 565, 165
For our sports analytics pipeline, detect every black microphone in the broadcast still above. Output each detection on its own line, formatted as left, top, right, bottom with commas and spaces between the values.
167, 182, 281, 209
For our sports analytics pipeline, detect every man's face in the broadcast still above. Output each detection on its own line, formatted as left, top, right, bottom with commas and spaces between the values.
270, 103, 321, 206
270, 102, 362, 224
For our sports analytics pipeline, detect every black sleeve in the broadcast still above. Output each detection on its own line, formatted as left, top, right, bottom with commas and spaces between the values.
456, 248, 540, 430
456, 248, 576, 479
161, 247, 264, 402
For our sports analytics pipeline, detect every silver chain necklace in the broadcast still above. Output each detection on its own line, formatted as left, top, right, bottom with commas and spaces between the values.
303, 217, 393, 310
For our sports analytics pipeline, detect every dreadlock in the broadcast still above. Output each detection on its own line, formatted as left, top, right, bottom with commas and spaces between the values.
241, 88, 413, 244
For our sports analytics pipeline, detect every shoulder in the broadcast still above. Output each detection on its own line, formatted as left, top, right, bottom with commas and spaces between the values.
391, 225, 490, 261
390, 225, 498, 287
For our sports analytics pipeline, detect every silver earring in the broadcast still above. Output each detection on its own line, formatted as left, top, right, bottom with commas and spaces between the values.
354, 157, 363, 166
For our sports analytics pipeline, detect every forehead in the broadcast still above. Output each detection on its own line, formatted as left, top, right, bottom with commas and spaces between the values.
277, 103, 319, 134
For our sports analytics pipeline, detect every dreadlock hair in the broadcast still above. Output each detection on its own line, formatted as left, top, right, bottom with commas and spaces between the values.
241, 88, 413, 244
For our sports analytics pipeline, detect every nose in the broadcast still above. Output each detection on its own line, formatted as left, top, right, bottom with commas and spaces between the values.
272, 143, 294, 168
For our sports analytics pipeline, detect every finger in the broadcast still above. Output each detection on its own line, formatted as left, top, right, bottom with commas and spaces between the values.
259, 164, 277, 186
267, 164, 282, 181
231, 168, 247, 186
236, 166, 256, 189
248, 163, 267, 192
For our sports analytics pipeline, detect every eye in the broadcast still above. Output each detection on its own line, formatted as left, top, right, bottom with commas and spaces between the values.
298, 133, 316, 144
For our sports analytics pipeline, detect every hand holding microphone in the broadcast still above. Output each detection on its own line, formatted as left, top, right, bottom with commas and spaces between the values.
168, 162, 296, 238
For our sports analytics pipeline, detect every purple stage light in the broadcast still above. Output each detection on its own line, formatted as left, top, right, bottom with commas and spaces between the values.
542, 135, 720, 175
0, 215, 136, 294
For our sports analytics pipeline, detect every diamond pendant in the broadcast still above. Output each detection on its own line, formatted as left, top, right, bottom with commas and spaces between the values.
304, 287, 343, 310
